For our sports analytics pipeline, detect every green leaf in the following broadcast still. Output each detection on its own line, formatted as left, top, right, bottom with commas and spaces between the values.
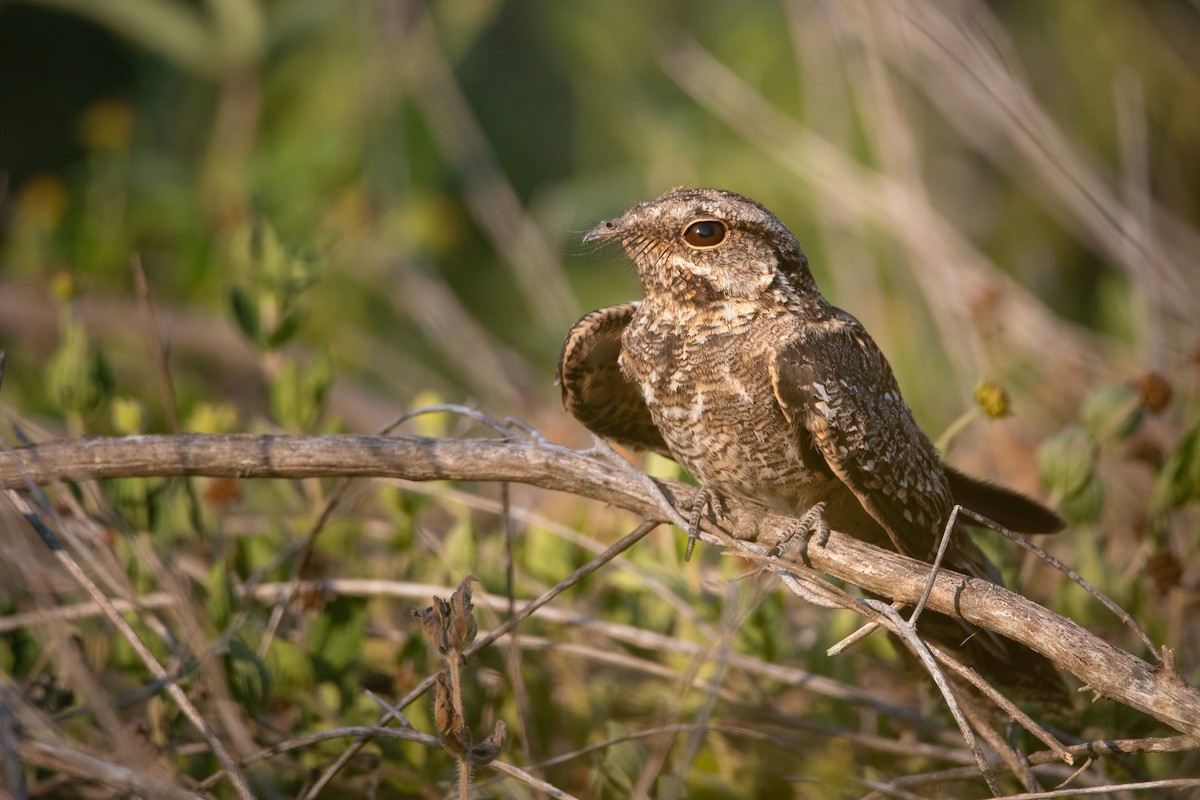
111, 396, 146, 435
307, 596, 368, 678
1037, 425, 1096, 497
1080, 383, 1141, 442
226, 640, 271, 714
205, 560, 236, 629
269, 352, 334, 431
46, 318, 114, 414
184, 402, 240, 434
1151, 415, 1200, 516
1061, 473, 1105, 526
264, 638, 315, 694
229, 286, 261, 344
265, 309, 304, 349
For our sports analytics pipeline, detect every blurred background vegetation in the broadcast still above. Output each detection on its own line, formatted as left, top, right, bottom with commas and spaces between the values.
1, 0, 1198, 797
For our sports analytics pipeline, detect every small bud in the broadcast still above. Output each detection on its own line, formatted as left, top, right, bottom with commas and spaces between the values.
203, 477, 242, 508
469, 720, 506, 765
1037, 425, 1095, 497
79, 99, 134, 152
50, 269, 78, 301
412, 605, 445, 653
974, 379, 1011, 420
295, 584, 328, 613
111, 397, 145, 435
448, 575, 479, 651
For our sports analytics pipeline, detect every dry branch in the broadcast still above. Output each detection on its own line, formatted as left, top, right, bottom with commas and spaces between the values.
2, 432, 1199, 739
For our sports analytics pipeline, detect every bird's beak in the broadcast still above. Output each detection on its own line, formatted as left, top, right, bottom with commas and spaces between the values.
583, 219, 621, 244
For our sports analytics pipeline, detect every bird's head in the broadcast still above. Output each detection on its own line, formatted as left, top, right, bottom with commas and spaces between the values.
584, 187, 816, 303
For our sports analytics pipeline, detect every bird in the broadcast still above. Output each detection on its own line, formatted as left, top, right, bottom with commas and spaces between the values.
558, 187, 1068, 705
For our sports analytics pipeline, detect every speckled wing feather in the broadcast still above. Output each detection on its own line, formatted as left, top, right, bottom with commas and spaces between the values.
771, 315, 1073, 700
770, 313, 954, 563
557, 304, 671, 456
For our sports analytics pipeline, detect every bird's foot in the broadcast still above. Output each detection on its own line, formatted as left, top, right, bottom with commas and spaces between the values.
684, 488, 727, 562
766, 501, 829, 561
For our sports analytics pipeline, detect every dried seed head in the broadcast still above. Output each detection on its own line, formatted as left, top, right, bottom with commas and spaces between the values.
435, 673, 465, 743
1145, 549, 1183, 594
1136, 372, 1172, 414
469, 720, 507, 766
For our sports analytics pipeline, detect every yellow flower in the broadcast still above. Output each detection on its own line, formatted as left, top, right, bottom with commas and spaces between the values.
17, 174, 68, 230
974, 378, 1011, 420
79, 99, 134, 152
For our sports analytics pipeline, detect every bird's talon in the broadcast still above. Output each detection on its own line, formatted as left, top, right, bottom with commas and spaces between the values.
709, 493, 729, 520
772, 502, 829, 560
683, 488, 724, 562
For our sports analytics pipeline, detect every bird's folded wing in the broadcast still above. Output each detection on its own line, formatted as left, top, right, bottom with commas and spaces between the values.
770, 318, 953, 562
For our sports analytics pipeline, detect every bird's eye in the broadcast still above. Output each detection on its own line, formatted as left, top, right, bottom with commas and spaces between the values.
682, 220, 727, 248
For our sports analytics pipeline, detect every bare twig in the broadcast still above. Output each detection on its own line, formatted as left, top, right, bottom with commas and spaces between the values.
2, 490, 255, 800
130, 254, 180, 433
998, 777, 1200, 799
0, 683, 28, 800
18, 739, 204, 800
908, 504, 963, 628
861, 599, 1001, 796
958, 508, 1158, 658
299, 520, 659, 798
874, 734, 1200, 796
924, 643, 1071, 765
486, 759, 582, 800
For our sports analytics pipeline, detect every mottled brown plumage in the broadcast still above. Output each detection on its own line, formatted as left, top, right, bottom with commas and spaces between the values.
559, 187, 1068, 705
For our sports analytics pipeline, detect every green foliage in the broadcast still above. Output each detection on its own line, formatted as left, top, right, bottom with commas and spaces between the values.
111, 396, 147, 434
106, 475, 169, 533
1080, 383, 1142, 442
45, 314, 114, 417
1037, 424, 1103, 524
184, 402, 240, 434
1152, 413, 1200, 516
268, 351, 334, 431
226, 639, 272, 714
228, 213, 322, 353
204, 559, 237, 630
263, 638, 316, 695
1042, 378, 1200, 534
306, 596, 368, 688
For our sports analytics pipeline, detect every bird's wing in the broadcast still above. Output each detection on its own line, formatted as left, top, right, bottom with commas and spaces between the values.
771, 318, 1070, 701
769, 315, 952, 561
557, 304, 673, 456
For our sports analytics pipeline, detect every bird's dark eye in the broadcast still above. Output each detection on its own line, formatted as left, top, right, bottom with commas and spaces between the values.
682, 220, 727, 248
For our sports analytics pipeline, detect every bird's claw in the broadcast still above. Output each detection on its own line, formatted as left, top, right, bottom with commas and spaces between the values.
684, 488, 727, 561
767, 501, 829, 560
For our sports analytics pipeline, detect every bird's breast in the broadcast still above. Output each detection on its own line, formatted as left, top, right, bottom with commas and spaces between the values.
620, 307, 822, 500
